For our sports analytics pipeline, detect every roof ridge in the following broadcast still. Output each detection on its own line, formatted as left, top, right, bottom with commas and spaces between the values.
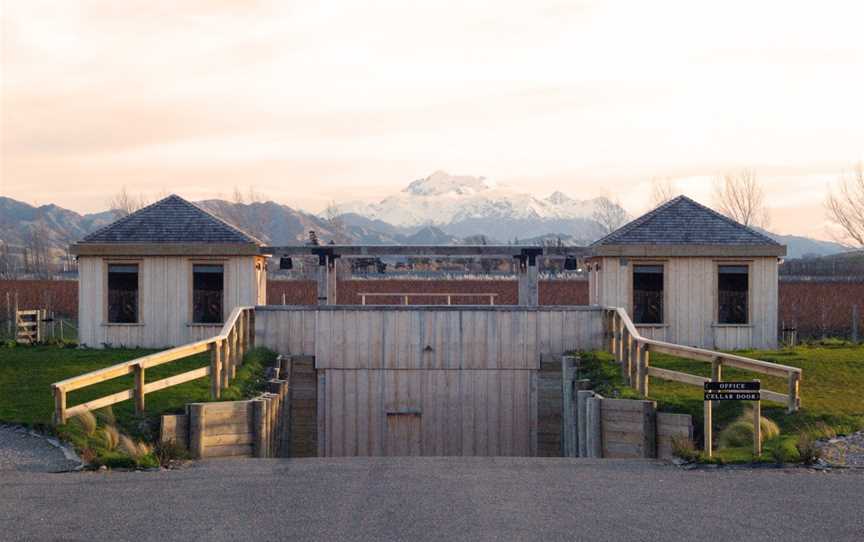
590, 196, 682, 247
592, 195, 782, 247
81, 194, 180, 243
173, 197, 263, 245
80, 193, 262, 245
678, 195, 780, 246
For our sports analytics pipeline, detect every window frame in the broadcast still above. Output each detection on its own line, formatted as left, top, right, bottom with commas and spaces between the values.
714, 260, 752, 326
629, 260, 667, 326
189, 260, 226, 325
103, 259, 142, 325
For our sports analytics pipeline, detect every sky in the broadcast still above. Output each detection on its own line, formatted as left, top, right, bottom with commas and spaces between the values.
1, 0, 863, 240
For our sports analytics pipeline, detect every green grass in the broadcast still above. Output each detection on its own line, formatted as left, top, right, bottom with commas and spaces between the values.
0, 344, 276, 440
582, 344, 864, 463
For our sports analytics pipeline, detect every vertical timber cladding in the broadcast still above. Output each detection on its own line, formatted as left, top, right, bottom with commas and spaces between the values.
253, 305, 605, 456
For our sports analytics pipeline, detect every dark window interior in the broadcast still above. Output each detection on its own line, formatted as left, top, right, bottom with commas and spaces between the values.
718, 265, 749, 324
193, 264, 224, 324
633, 265, 663, 324
107, 264, 138, 323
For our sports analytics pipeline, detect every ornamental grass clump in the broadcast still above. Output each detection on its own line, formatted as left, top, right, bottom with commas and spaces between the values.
718, 408, 780, 448
72, 411, 97, 437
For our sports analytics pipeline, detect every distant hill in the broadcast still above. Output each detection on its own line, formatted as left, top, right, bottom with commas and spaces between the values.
757, 229, 847, 259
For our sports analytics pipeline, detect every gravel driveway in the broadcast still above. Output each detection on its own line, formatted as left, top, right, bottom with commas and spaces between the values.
0, 424, 81, 473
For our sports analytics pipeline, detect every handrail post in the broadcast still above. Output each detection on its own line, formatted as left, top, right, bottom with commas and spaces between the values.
753, 380, 762, 456
223, 337, 232, 388
639, 346, 650, 396
249, 308, 256, 349
211, 340, 222, 399
133, 363, 145, 415
231, 327, 238, 379
704, 399, 713, 458
787, 372, 800, 413
711, 356, 722, 410
53, 385, 66, 426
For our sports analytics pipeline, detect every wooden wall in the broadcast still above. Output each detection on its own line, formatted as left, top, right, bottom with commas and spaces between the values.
319, 369, 536, 457
78, 255, 264, 348
255, 306, 603, 457
255, 306, 606, 363
590, 256, 779, 349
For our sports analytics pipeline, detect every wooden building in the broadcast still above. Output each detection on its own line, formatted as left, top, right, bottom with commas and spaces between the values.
71, 195, 267, 348
587, 196, 786, 350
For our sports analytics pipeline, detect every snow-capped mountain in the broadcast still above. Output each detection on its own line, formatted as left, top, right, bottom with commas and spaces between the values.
335, 171, 604, 231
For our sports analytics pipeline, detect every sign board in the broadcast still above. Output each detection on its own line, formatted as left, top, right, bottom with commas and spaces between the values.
704, 382, 760, 391
704, 381, 760, 401
704, 391, 761, 401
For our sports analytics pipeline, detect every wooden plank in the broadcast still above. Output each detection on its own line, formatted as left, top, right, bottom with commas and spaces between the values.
600, 399, 653, 412
202, 432, 254, 447
143, 366, 210, 394
647, 367, 709, 387
200, 444, 254, 458
66, 389, 134, 417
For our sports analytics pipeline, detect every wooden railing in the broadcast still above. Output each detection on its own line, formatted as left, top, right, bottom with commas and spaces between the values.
358, 292, 498, 306
51, 307, 256, 425
604, 307, 802, 413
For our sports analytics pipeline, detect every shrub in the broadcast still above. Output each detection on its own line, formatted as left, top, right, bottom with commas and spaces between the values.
153, 439, 190, 465
95, 406, 117, 426
796, 433, 822, 465
670, 436, 700, 462
769, 437, 800, 464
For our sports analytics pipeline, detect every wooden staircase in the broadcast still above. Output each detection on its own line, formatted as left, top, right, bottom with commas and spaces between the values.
537, 354, 563, 457
283, 355, 318, 457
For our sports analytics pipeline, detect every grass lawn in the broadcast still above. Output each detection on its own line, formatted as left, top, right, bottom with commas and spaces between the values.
585, 344, 864, 463
0, 344, 275, 440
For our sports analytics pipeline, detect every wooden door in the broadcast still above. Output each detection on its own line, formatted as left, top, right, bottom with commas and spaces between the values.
386, 413, 422, 456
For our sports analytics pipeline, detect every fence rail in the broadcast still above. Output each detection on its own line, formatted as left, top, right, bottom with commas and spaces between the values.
51, 307, 256, 425
604, 307, 802, 413
358, 292, 498, 306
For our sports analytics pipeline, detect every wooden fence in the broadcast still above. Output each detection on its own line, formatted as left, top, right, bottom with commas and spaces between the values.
604, 307, 802, 413
51, 306, 256, 425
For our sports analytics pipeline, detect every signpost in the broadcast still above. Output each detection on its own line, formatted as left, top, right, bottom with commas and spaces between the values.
703, 380, 762, 457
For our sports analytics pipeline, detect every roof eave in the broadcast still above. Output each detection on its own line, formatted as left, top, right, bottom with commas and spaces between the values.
589, 244, 787, 258
71, 243, 263, 257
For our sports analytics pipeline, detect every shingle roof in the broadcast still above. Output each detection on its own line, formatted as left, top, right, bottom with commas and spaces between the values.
592, 196, 781, 247
80, 194, 261, 245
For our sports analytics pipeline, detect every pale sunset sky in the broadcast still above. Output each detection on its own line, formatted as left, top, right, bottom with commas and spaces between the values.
1, 0, 862, 240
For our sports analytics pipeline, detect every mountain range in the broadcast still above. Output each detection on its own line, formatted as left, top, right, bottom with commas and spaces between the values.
0, 171, 849, 268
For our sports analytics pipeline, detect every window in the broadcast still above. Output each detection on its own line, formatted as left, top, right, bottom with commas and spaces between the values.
718, 265, 749, 324
633, 265, 663, 324
107, 264, 138, 323
193, 264, 224, 324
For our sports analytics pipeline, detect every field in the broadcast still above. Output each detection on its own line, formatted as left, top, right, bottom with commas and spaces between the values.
0, 344, 273, 439
588, 343, 864, 462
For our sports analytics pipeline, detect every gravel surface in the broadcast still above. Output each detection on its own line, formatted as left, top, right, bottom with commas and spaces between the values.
0, 424, 81, 473
1, 457, 863, 541
818, 431, 864, 467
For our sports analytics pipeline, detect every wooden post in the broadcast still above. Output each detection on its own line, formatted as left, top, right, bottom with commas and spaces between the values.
561, 356, 577, 457
711, 357, 722, 409
210, 341, 222, 399
787, 372, 800, 413
253, 399, 267, 458
223, 338, 232, 388
586, 396, 603, 458
53, 386, 66, 426
249, 309, 256, 349
704, 399, 713, 458
637, 346, 650, 397
576, 390, 592, 457
133, 363, 145, 414
608, 311, 616, 354
189, 404, 205, 459
231, 327, 239, 379
753, 382, 762, 457
627, 335, 637, 387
